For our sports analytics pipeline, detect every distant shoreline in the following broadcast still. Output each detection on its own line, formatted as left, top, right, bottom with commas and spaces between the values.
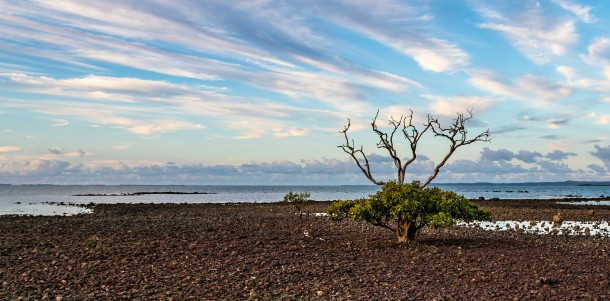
2, 180, 610, 186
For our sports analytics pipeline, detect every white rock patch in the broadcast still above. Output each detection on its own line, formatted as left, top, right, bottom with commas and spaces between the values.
458, 220, 610, 237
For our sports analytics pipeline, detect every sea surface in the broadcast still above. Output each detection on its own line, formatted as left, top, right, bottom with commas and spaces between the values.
1, 183, 609, 216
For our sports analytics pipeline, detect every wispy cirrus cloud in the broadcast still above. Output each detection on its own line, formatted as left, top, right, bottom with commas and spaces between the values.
0, 0, 422, 113
50, 119, 69, 127
581, 38, 610, 81
305, 0, 469, 72
422, 94, 498, 117
551, 0, 596, 23
0, 73, 339, 138
476, 2, 579, 64
466, 69, 571, 105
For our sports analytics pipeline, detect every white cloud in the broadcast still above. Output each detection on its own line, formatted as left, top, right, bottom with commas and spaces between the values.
581, 38, 610, 81
477, 5, 578, 64
0, 0, 424, 115
0, 145, 602, 184
546, 118, 570, 128
587, 112, 610, 125
273, 127, 310, 139
405, 39, 470, 73
556, 65, 575, 81
0, 159, 71, 176
467, 69, 571, 105
581, 38, 610, 65
422, 94, 498, 116
551, 0, 596, 23
129, 122, 205, 136
0, 146, 21, 153
305, 1, 469, 72
466, 70, 522, 99
515, 74, 571, 103
50, 119, 69, 127
0, 73, 338, 138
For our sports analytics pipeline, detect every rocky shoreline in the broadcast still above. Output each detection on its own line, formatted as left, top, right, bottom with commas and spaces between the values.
1, 200, 609, 300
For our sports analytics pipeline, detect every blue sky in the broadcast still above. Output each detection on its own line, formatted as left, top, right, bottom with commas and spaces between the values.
1, 0, 610, 184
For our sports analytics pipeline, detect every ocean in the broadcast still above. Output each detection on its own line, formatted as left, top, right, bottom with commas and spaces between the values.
1, 183, 609, 216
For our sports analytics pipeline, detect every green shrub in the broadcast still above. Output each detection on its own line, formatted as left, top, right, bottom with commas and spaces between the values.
282, 191, 310, 216
328, 181, 491, 244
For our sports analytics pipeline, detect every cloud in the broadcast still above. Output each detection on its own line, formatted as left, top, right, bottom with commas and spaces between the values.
581, 38, 610, 66
551, 0, 596, 23
0, 146, 21, 153
588, 163, 606, 173
48, 147, 63, 155
301, 158, 356, 174
129, 122, 204, 135
546, 118, 570, 129
536, 160, 574, 173
0, 159, 71, 177
545, 150, 576, 161
47, 147, 88, 158
587, 112, 610, 125
0, 145, 602, 184
477, 3, 578, 64
422, 94, 498, 117
308, 1, 469, 72
2, 73, 340, 138
466, 69, 571, 104
480, 147, 514, 162
443, 147, 582, 178
273, 127, 310, 139
492, 125, 527, 135
466, 70, 521, 99
590, 145, 610, 169
444, 158, 531, 175
0, 0, 423, 118
515, 150, 543, 164
540, 135, 562, 140
50, 118, 69, 127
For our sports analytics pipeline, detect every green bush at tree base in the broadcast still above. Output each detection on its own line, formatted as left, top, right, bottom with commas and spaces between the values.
327, 181, 492, 243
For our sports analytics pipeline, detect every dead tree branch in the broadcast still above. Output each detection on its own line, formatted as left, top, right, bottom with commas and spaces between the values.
339, 117, 386, 185
340, 108, 490, 187
422, 109, 490, 187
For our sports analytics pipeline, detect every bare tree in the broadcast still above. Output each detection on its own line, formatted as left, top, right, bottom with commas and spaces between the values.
339, 109, 490, 187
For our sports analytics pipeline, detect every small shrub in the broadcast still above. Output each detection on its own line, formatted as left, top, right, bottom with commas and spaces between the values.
282, 191, 310, 216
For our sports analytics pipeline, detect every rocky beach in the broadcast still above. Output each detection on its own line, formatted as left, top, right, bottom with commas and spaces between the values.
1, 199, 609, 300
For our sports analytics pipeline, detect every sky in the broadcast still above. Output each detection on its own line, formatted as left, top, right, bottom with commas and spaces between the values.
1, 0, 610, 185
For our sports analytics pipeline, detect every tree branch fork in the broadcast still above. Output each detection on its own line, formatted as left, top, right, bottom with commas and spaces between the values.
339, 109, 490, 187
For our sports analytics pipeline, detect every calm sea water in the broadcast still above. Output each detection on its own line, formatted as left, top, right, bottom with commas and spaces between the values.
1, 183, 609, 215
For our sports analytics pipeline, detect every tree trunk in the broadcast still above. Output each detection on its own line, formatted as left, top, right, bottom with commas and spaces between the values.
395, 221, 419, 244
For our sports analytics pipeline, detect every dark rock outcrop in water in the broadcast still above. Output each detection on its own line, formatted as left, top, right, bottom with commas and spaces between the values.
0, 200, 609, 299
73, 191, 217, 196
